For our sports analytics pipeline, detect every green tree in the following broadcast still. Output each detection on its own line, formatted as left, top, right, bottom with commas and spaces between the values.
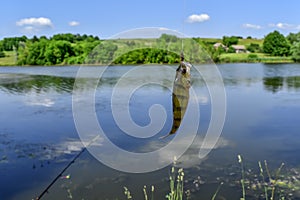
159, 34, 179, 43
286, 32, 300, 44
31, 35, 39, 43
227, 46, 236, 53
290, 42, 300, 62
2, 36, 27, 51
21, 39, 48, 65
263, 31, 290, 56
45, 40, 75, 65
222, 36, 239, 47
51, 33, 75, 43
247, 43, 261, 53
87, 41, 118, 64
0, 51, 5, 58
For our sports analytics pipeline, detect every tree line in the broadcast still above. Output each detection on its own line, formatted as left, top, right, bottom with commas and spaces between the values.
208, 31, 300, 62
1, 31, 300, 65
0, 34, 100, 65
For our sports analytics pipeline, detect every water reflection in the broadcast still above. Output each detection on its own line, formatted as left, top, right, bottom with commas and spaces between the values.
264, 76, 300, 93
140, 135, 232, 168
263, 76, 284, 93
1, 65, 300, 96
0, 74, 75, 94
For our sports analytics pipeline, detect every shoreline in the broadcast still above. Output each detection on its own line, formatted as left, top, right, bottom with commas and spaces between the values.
0, 60, 297, 67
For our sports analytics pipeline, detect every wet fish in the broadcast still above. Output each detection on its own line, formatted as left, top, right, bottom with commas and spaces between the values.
160, 60, 191, 139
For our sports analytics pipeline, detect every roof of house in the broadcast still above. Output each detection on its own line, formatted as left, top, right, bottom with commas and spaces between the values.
213, 42, 223, 47
231, 45, 246, 50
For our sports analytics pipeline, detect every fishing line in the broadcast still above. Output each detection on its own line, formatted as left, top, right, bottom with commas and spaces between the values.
181, 0, 186, 61
35, 135, 100, 200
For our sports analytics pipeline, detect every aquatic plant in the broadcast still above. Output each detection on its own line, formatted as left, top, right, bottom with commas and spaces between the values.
123, 166, 225, 200
238, 155, 288, 200
165, 167, 185, 200
122, 156, 300, 200
124, 186, 132, 199
258, 160, 285, 200
238, 154, 246, 200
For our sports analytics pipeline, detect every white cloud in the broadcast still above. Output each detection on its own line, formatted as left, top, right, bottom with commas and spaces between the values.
187, 14, 210, 23
16, 17, 53, 27
269, 22, 300, 30
158, 27, 168, 31
16, 17, 53, 33
243, 23, 262, 29
69, 21, 80, 27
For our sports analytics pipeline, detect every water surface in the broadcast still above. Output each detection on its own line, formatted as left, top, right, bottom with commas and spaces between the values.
1, 64, 300, 199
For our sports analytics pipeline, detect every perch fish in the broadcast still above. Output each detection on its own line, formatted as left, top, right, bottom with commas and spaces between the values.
160, 61, 191, 139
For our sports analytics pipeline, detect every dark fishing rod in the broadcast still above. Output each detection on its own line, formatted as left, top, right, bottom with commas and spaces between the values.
35, 136, 100, 200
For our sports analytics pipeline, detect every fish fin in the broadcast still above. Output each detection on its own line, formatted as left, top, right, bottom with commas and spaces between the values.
159, 133, 175, 139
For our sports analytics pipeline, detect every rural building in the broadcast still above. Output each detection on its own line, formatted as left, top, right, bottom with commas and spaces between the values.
231, 45, 248, 53
213, 43, 228, 51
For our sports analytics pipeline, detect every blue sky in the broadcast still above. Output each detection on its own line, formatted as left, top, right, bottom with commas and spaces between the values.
1, 0, 300, 39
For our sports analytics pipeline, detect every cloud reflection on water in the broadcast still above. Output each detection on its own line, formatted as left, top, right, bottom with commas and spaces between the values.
139, 135, 232, 168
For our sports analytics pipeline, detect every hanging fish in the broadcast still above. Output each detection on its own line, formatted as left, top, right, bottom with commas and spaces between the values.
160, 57, 191, 139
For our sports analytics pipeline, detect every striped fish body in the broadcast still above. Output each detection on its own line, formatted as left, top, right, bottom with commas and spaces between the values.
170, 61, 191, 134
160, 61, 191, 139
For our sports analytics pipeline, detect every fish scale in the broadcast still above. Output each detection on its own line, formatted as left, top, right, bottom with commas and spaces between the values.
160, 61, 191, 138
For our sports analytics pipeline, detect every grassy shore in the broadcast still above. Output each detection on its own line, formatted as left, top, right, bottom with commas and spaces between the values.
0, 51, 17, 66
0, 37, 295, 66
0, 51, 293, 66
219, 53, 293, 63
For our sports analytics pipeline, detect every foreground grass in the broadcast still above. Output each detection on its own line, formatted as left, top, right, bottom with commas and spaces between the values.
123, 156, 300, 200
0, 51, 17, 66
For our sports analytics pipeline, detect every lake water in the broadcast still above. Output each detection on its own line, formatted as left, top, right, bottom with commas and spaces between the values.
1, 63, 300, 200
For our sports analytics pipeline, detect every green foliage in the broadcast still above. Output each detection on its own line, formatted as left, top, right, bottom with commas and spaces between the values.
166, 167, 185, 200
1, 36, 27, 51
16, 34, 101, 65
44, 40, 75, 65
51, 33, 99, 43
248, 54, 258, 59
247, 43, 261, 53
113, 48, 179, 65
0, 51, 5, 58
222, 36, 239, 47
286, 32, 300, 44
227, 46, 236, 53
18, 39, 48, 65
159, 34, 179, 43
87, 42, 118, 64
290, 42, 300, 62
1, 32, 299, 66
263, 31, 290, 56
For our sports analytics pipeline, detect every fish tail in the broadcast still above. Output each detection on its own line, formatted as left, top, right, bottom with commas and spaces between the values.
159, 134, 171, 139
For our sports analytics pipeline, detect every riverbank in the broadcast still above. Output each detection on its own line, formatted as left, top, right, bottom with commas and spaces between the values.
0, 51, 16, 66
219, 53, 294, 64
0, 52, 295, 66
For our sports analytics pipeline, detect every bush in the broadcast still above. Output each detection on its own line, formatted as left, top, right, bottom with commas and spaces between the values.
227, 46, 236, 53
222, 36, 239, 47
291, 42, 300, 62
248, 54, 258, 59
247, 43, 261, 53
263, 31, 290, 56
0, 51, 5, 58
